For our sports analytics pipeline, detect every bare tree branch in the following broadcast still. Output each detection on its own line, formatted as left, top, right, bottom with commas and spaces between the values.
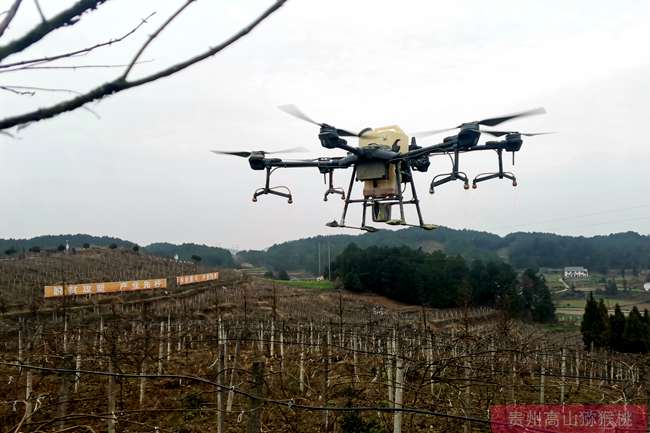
0, 84, 34, 95
0, 12, 155, 69
0, 0, 23, 39
0, 0, 109, 62
0, 129, 17, 138
0, 84, 81, 94
1, 60, 153, 72
0, 0, 288, 131
33, 0, 46, 22
122, 1, 194, 78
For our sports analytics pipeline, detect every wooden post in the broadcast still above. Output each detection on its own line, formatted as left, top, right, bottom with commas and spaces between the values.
216, 333, 224, 433
57, 354, 74, 429
246, 359, 265, 433
139, 361, 146, 407
560, 347, 566, 404
166, 313, 171, 362
226, 338, 240, 412
539, 355, 546, 404
299, 331, 305, 393
393, 337, 403, 433
74, 329, 82, 393
157, 321, 164, 375
107, 358, 116, 433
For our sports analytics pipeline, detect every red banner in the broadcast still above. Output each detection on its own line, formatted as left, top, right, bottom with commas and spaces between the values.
44, 278, 167, 298
176, 272, 219, 286
491, 404, 647, 433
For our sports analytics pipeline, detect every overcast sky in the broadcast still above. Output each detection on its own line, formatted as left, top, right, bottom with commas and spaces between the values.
1, 0, 649, 250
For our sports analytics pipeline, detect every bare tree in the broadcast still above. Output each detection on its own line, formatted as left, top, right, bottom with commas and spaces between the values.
0, 0, 287, 133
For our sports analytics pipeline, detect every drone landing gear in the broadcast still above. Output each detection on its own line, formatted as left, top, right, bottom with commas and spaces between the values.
323, 170, 345, 201
429, 149, 469, 193
326, 220, 379, 232
252, 166, 293, 204
471, 149, 517, 189
326, 164, 437, 232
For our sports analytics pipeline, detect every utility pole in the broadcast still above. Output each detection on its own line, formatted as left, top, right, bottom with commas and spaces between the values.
318, 241, 321, 277
327, 239, 331, 281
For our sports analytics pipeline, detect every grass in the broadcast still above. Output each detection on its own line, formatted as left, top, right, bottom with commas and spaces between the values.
258, 277, 335, 290
542, 319, 579, 333
280, 279, 335, 290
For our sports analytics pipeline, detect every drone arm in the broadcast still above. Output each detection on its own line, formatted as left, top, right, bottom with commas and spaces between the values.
398, 141, 451, 160
263, 155, 357, 170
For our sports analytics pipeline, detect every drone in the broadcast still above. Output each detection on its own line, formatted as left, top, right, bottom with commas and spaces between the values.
212, 105, 550, 232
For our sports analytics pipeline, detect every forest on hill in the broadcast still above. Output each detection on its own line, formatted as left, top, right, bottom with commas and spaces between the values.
0, 234, 234, 267
4, 228, 650, 273
332, 244, 556, 323
238, 228, 650, 273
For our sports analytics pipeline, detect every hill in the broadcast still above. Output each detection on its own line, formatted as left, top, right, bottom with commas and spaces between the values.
4, 229, 650, 276
1, 234, 235, 267
237, 228, 650, 274
0, 248, 211, 310
145, 242, 234, 267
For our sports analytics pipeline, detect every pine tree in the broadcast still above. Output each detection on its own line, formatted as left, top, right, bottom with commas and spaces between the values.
622, 306, 646, 353
609, 304, 626, 352
581, 293, 599, 350
520, 269, 556, 323
596, 299, 611, 348
580, 293, 610, 350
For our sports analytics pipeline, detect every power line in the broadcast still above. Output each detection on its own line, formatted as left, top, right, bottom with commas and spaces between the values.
493, 203, 650, 232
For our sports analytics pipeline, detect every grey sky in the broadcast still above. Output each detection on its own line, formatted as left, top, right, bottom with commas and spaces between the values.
1, 0, 649, 250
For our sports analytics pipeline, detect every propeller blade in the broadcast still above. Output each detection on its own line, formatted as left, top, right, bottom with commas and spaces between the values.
211, 150, 251, 158
521, 131, 554, 137
478, 107, 546, 127
279, 104, 369, 138
479, 130, 555, 137
211, 146, 309, 158
278, 104, 321, 127
411, 107, 547, 138
265, 146, 309, 154
409, 127, 458, 138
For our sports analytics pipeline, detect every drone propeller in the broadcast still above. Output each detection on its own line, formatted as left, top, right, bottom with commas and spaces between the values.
411, 107, 547, 137
278, 104, 369, 138
211, 146, 308, 158
479, 130, 554, 137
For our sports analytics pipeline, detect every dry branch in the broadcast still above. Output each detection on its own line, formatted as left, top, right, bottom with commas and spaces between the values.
0, 0, 287, 131
0, 0, 22, 39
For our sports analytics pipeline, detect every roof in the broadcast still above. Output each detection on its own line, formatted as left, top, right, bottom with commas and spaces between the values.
564, 266, 588, 272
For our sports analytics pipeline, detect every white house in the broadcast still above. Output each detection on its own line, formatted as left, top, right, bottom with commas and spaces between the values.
564, 266, 589, 279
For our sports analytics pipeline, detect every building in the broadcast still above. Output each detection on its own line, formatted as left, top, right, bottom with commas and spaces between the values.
564, 266, 589, 280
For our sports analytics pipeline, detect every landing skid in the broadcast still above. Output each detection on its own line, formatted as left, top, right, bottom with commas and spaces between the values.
326, 220, 379, 232
252, 167, 293, 203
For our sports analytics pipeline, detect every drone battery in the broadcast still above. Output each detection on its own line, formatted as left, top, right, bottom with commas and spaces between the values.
356, 162, 388, 181
362, 163, 399, 198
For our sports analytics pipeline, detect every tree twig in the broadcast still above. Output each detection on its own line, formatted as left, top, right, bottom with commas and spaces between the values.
0, 85, 34, 95
33, 0, 45, 22
0, 0, 23, 39
122, 0, 194, 79
0, 12, 155, 69
0, 0, 109, 62
0, 0, 288, 131
1, 60, 153, 72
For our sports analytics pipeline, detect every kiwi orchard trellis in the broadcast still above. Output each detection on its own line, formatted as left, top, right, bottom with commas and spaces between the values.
0, 277, 647, 433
